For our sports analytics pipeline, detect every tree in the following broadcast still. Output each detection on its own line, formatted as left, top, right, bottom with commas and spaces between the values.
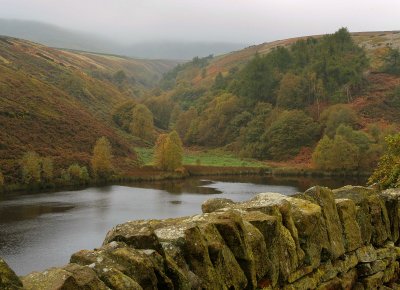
236, 103, 272, 159
154, 131, 183, 171
312, 135, 334, 170
312, 134, 359, 171
276, 72, 304, 109
0, 171, 4, 187
369, 134, 400, 189
320, 105, 358, 137
335, 125, 371, 154
330, 135, 359, 170
130, 104, 154, 142
20, 151, 42, 184
383, 47, 400, 75
41, 157, 54, 182
264, 110, 319, 160
91, 137, 114, 179
175, 107, 198, 141
213, 72, 226, 90
68, 164, 90, 184
154, 134, 168, 170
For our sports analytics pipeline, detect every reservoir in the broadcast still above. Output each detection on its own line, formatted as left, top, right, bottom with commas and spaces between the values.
0, 175, 366, 275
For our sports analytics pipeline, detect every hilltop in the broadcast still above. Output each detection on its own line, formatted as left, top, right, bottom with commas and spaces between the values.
0, 36, 178, 182
165, 31, 400, 88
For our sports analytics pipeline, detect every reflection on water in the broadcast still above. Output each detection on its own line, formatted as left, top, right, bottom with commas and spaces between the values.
0, 175, 365, 275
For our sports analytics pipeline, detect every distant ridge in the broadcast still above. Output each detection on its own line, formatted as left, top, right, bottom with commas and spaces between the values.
0, 19, 247, 59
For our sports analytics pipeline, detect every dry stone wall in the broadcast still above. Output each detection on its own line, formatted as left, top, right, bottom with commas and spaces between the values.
2, 185, 400, 289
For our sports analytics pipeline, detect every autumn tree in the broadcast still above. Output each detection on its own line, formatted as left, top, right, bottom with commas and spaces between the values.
154, 134, 168, 170
20, 151, 42, 184
68, 164, 90, 183
330, 135, 359, 170
130, 104, 154, 142
91, 137, 114, 179
175, 107, 198, 142
312, 135, 334, 170
320, 105, 358, 137
313, 134, 359, 171
154, 131, 183, 171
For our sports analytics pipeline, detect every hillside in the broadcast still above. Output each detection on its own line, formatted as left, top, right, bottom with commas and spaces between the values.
0, 36, 177, 182
165, 31, 400, 88
147, 29, 400, 170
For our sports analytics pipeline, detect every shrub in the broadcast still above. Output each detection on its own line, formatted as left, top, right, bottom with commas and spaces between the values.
265, 110, 319, 160
369, 134, 400, 189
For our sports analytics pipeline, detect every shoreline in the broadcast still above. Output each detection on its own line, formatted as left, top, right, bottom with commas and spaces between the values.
0, 165, 371, 195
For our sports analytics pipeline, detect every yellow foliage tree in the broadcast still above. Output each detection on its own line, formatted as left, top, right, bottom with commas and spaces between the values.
154, 131, 183, 171
312, 135, 334, 170
91, 137, 114, 179
313, 134, 359, 170
130, 104, 154, 142
21, 151, 42, 184
68, 164, 90, 183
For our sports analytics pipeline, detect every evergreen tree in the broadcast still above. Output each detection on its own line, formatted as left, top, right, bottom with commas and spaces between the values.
91, 137, 114, 179
383, 47, 400, 75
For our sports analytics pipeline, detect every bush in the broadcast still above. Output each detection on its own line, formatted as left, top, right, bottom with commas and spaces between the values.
67, 164, 90, 184
265, 110, 319, 160
369, 134, 400, 189
320, 105, 358, 137
313, 134, 360, 170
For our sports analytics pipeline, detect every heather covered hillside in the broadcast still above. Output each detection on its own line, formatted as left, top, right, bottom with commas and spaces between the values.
0, 36, 178, 182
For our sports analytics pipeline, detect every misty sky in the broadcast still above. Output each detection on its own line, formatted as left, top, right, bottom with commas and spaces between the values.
1, 0, 399, 44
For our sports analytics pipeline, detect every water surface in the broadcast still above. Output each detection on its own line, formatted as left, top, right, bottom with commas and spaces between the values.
0, 175, 365, 275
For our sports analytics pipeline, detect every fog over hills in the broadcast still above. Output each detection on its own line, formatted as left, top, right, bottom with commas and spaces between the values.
0, 19, 247, 59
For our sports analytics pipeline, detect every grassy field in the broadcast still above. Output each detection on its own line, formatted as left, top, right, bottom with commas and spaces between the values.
135, 147, 265, 167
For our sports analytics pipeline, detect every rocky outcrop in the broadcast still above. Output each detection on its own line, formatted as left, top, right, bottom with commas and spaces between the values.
3, 185, 400, 289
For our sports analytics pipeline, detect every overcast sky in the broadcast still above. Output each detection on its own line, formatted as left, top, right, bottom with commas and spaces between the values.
1, 0, 399, 44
